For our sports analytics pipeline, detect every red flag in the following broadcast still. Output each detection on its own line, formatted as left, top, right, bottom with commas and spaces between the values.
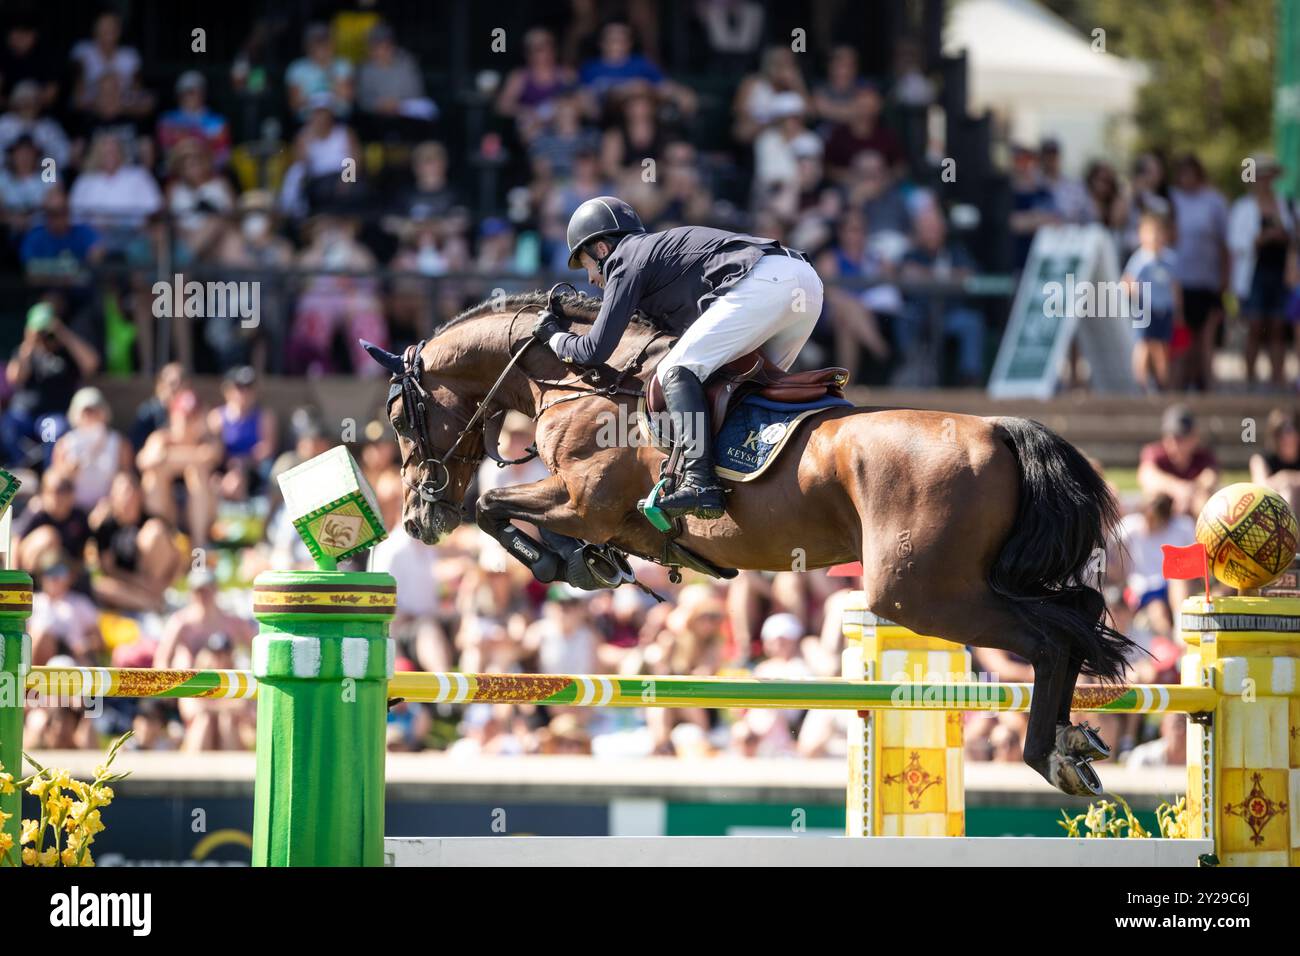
1161, 542, 1211, 602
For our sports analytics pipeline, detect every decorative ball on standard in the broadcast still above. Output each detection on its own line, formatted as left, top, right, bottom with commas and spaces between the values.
1194, 482, 1299, 589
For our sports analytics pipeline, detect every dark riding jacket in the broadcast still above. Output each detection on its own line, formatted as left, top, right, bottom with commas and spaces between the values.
548, 226, 798, 366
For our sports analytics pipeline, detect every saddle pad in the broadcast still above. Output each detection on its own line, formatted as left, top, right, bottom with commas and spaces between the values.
638, 393, 852, 483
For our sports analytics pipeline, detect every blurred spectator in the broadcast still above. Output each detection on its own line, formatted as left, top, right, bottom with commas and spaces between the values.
1137, 405, 1220, 517
156, 71, 232, 168
0, 78, 69, 167
68, 132, 162, 249
890, 37, 935, 107
1007, 143, 1059, 268
753, 613, 812, 679
128, 699, 177, 751
1250, 408, 1300, 516
70, 72, 152, 169
1121, 210, 1179, 392
20, 187, 101, 281
845, 150, 911, 248
823, 83, 904, 181
393, 141, 462, 221
1125, 712, 1186, 768
1229, 155, 1294, 389
29, 556, 102, 667
1169, 153, 1229, 391
1083, 160, 1126, 235
211, 190, 294, 370
530, 94, 600, 183
1113, 492, 1193, 641
0, 134, 51, 232
12, 467, 91, 578
0, 17, 59, 109
50, 386, 132, 511
751, 92, 821, 216
525, 587, 601, 675
601, 88, 674, 184
1123, 151, 1171, 256
813, 216, 892, 380
1039, 139, 1089, 224
389, 208, 470, 332
165, 138, 234, 257
732, 45, 808, 145
495, 28, 577, 144
2, 302, 98, 466
355, 23, 438, 138
69, 10, 150, 114
289, 215, 386, 376
154, 565, 256, 669
474, 217, 524, 276
811, 46, 865, 131
280, 95, 361, 217
898, 205, 986, 386
178, 631, 257, 751
208, 365, 278, 500
88, 471, 180, 615
286, 23, 354, 119
129, 362, 188, 451
574, 21, 686, 111
641, 140, 715, 228
136, 388, 223, 549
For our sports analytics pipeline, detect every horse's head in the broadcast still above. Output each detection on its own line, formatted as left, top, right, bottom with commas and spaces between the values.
362, 338, 487, 545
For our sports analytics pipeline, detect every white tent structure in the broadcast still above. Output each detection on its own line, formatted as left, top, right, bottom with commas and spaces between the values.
943, 0, 1148, 172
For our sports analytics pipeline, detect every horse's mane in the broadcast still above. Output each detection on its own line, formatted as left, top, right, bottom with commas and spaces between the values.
433, 290, 659, 339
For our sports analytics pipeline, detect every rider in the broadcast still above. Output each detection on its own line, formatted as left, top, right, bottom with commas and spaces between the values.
534, 196, 824, 520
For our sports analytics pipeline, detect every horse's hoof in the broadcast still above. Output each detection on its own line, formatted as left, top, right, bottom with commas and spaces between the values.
1047, 752, 1104, 796
564, 545, 629, 590
1056, 721, 1111, 761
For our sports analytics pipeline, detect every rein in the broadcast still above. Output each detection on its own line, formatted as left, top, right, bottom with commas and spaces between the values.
390, 289, 666, 504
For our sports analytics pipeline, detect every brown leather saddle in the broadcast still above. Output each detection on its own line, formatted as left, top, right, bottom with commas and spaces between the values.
645, 351, 849, 434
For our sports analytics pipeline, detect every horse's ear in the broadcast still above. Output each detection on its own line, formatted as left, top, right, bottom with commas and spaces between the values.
359, 339, 404, 375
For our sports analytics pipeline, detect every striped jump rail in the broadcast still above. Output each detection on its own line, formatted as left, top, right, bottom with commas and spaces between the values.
20, 666, 1220, 714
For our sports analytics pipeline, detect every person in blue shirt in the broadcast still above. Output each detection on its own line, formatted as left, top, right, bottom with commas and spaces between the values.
1122, 210, 1180, 392
578, 22, 695, 115
20, 186, 101, 276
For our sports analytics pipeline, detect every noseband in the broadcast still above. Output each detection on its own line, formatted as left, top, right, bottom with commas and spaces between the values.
387, 332, 542, 506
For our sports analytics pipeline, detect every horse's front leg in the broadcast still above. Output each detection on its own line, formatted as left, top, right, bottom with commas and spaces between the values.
476, 475, 626, 588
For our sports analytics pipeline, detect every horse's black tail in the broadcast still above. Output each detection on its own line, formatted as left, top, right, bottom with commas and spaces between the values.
991, 417, 1137, 682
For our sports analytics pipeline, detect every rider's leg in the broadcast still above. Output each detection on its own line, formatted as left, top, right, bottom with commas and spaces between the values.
654, 256, 824, 519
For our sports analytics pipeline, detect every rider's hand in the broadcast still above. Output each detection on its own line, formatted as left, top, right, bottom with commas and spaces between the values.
531, 310, 564, 346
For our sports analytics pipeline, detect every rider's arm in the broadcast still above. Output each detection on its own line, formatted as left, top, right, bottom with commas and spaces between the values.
549, 258, 643, 366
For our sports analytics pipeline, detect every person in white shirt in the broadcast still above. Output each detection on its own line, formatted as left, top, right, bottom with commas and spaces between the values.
1113, 493, 1194, 646
68, 132, 162, 247
70, 11, 148, 114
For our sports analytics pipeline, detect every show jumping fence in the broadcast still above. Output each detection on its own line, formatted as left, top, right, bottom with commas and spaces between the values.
2, 569, 1297, 866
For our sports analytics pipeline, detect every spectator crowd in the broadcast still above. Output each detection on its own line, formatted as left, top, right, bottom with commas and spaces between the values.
2, 6, 1299, 774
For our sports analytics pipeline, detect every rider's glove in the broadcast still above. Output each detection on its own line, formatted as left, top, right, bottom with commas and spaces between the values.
531, 310, 565, 349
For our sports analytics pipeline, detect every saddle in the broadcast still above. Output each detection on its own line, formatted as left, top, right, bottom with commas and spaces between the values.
645, 351, 849, 433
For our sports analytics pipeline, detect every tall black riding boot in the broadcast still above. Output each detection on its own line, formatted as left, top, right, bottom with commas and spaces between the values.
655, 366, 726, 520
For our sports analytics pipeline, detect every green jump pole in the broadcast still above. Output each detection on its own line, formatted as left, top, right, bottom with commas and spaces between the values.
250, 569, 396, 867
0, 571, 33, 865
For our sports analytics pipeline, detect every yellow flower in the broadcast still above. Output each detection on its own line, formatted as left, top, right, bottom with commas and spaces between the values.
21, 846, 36, 866
0, 831, 12, 857
34, 846, 59, 867
0, 773, 13, 795
19, 818, 37, 845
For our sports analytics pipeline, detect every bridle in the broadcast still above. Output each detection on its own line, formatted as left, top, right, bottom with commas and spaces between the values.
386, 283, 668, 507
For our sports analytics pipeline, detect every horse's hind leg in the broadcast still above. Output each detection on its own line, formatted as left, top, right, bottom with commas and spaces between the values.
883, 589, 1103, 797
1055, 653, 1112, 761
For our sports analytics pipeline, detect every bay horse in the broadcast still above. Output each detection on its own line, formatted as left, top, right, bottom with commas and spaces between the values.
364, 290, 1134, 796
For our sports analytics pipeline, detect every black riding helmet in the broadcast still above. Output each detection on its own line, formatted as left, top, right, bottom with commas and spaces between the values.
565, 196, 646, 269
